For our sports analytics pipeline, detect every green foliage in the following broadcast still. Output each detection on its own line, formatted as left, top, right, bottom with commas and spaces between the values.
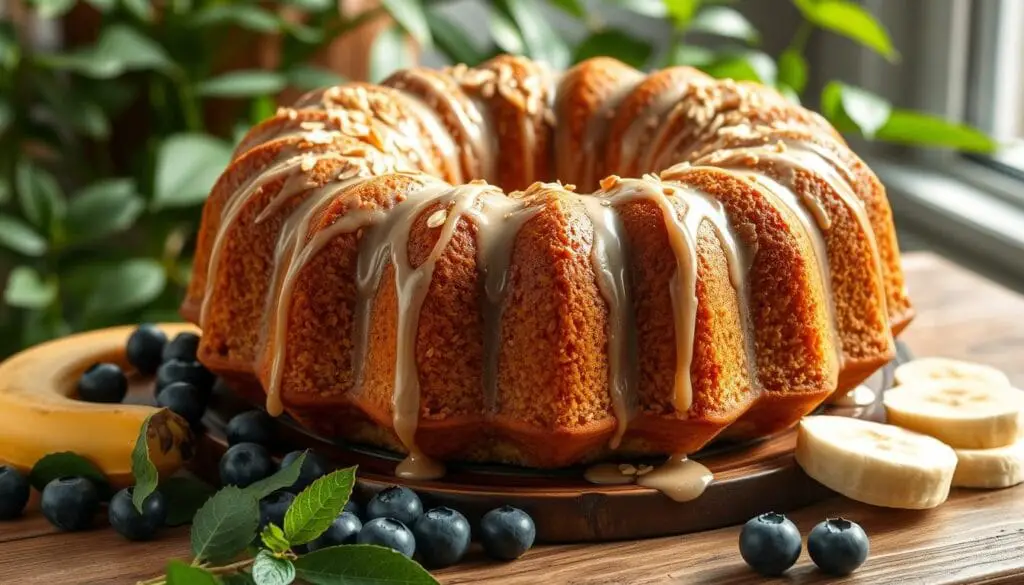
283, 467, 357, 545
0, 0, 998, 358
130, 411, 162, 514
28, 451, 109, 492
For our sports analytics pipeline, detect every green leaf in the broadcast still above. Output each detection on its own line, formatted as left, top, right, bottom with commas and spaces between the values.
777, 84, 801, 104
29, 452, 109, 492
86, 0, 116, 11
550, 0, 585, 18
83, 259, 167, 316
261, 523, 292, 554
369, 25, 414, 83
281, 0, 334, 10
15, 161, 65, 232
4, 267, 57, 309
130, 412, 161, 514
162, 476, 217, 526
689, 6, 758, 43
252, 550, 296, 585
294, 545, 438, 585
29, 0, 76, 19
66, 179, 144, 245
793, 0, 897, 61
189, 5, 282, 33
286, 66, 346, 91
190, 486, 261, 563
153, 133, 233, 209
502, 0, 570, 68
574, 30, 652, 69
38, 25, 173, 79
821, 81, 891, 138
777, 48, 807, 94
614, 0, 667, 18
489, 9, 525, 55
198, 70, 287, 98
283, 467, 356, 546
381, 0, 432, 47
666, 44, 716, 67
876, 110, 998, 153
123, 0, 154, 21
701, 50, 776, 84
166, 560, 220, 585
222, 573, 258, 585
663, 0, 701, 29
427, 10, 486, 66
0, 215, 48, 257
241, 452, 306, 500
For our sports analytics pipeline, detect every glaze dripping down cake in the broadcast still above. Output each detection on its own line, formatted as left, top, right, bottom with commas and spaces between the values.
181, 55, 913, 477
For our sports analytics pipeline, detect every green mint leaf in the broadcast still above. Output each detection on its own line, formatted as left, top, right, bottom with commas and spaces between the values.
294, 545, 439, 585
29, 452, 109, 493
0, 214, 46, 257
793, 0, 897, 61
197, 71, 288, 98
222, 573, 258, 585
381, 0, 432, 47
162, 476, 217, 526
574, 30, 653, 70
283, 467, 356, 546
701, 50, 776, 85
190, 486, 260, 563
261, 523, 292, 554
166, 560, 220, 585
252, 550, 296, 585
821, 82, 891, 138
241, 451, 307, 500
131, 412, 161, 514
777, 48, 808, 94
4, 266, 57, 309
689, 6, 759, 44
66, 178, 144, 245
153, 133, 233, 210
83, 258, 167, 317
875, 110, 998, 153
14, 160, 65, 232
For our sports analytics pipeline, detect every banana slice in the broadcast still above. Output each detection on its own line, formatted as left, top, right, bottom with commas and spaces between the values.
952, 438, 1024, 489
894, 357, 1010, 388
883, 380, 1022, 449
795, 415, 957, 509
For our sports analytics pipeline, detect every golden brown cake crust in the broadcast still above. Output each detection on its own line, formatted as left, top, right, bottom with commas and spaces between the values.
184, 56, 913, 469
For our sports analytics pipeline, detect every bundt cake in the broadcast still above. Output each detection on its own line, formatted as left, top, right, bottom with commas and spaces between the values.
181, 55, 914, 479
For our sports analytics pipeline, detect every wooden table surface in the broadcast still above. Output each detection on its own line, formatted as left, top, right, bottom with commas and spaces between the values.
2, 251, 1024, 585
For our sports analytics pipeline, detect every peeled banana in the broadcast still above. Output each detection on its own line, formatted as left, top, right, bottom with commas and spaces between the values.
952, 438, 1024, 489
0, 324, 196, 487
883, 380, 1021, 449
894, 357, 1011, 389
795, 415, 957, 509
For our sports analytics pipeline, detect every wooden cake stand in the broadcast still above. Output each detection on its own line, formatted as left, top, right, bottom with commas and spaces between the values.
3, 324, 904, 543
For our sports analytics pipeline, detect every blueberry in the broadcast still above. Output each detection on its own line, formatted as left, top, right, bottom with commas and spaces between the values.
280, 450, 329, 493
259, 491, 296, 531
156, 359, 215, 394
344, 499, 362, 520
77, 363, 128, 404
41, 477, 100, 531
413, 507, 471, 568
126, 324, 167, 376
739, 512, 802, 576
366, 486, 423, 526
162, 332, 201, 363
0, 465, 31, 520
220, 443, 274, 488
309, 511, 363, 551
156, 382, 208, 426
479, 506, 535, 561
808, 518, 869, 576
227, 411, 274, 447
108, 487, 167, 541
357, 518, 415, 558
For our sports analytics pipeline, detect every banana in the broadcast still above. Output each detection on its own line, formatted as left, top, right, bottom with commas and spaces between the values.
894, 357, 1011, 389
883, 380, 1022, 449
0, 324, 197, 488
795, 415, 957, 509
952, 438, 1024, 489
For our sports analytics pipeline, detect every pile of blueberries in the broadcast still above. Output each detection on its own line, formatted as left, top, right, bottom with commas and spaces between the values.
739, 512, 870, 577
0, 325, 214, 540
225, 412, 536, 568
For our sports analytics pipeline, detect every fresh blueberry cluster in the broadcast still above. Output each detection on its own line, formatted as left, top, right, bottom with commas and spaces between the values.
739, 512, 869, 577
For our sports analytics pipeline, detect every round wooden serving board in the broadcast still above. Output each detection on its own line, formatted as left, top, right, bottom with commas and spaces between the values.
5, 324, 903, 543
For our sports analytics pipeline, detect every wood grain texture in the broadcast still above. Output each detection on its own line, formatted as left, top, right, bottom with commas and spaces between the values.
1, 252, 1023, 584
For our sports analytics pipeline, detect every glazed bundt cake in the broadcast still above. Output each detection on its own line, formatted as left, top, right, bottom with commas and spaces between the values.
181, 55, 913, 478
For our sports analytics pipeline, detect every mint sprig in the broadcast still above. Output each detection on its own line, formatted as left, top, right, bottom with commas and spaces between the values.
283, 467, 356, 546
251, 550, 296, 585
294, 545, 438, 585
190, 486, 261, 564
131, 411, 161, 513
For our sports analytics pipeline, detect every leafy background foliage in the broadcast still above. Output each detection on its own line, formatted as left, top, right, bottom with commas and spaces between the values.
0, 0, 994, 357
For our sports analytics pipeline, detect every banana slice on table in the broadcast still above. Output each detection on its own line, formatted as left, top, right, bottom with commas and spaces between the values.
0, 324, 196, 487
952, 438, 1024, 489
894, 357, 1011, 388
795, 416, 957, 509
883, 380, 1022, 449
